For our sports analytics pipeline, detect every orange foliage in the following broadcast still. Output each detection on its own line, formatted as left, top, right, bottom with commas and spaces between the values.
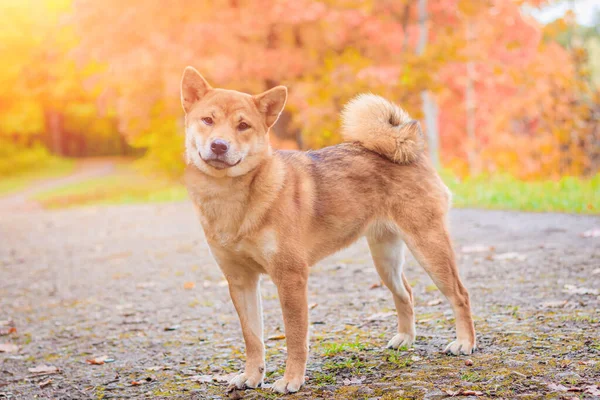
1, 0, 598, 178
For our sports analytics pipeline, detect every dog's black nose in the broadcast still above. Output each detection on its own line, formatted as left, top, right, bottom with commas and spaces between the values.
210, 139, 229, 156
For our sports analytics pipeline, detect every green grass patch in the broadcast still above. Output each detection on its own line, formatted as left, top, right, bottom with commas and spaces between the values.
441, 171, 599, 214
34, 165, 187, 209
320, 341, 366, 357
0, 157, 75, 196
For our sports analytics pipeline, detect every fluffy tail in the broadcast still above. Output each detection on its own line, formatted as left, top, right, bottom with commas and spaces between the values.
341, 94, 425, 164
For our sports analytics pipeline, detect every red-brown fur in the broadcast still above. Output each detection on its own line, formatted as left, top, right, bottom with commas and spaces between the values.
181, 67, 476, 394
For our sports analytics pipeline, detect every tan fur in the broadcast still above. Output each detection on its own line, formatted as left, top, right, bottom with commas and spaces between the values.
341, 93, 425, 164
181, 67, 476, 394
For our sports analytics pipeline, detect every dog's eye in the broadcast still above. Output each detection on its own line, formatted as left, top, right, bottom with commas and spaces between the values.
238, 122, 250, 131
202, 117, 213, 126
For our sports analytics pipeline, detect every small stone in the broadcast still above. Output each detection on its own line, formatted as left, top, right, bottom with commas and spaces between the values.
465, 359, 474, 366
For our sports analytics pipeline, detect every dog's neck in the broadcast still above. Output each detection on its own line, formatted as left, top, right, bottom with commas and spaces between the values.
184, 155, 285, 246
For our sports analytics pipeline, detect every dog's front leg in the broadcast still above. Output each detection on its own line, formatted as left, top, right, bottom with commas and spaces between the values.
223, 268, 265, 390
271, 265, 309, 394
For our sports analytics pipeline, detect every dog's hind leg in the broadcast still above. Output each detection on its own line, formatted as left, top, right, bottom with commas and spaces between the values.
367, 222, 416, 349
396, 217, 476, 355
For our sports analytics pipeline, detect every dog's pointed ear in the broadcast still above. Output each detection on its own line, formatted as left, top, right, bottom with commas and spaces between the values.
181, 67, 212, 114
254, 86, 287, 128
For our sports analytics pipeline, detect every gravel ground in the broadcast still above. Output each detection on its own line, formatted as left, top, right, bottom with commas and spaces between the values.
0, 203, 599, 399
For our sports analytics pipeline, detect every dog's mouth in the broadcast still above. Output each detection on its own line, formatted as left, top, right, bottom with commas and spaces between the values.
200, 156, 242, 170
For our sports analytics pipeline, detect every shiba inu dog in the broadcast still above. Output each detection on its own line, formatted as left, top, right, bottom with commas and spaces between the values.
181, 66, 476, 394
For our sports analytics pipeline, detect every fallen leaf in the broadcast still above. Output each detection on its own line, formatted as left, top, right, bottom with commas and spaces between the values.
183, 281, 196, 290
547, 382, 569, 392
541, 300, 568, 308
586, 385, 600, 396
309, 303, 318, 310
342, 377, 364, 385
369, 281, 383, 289
465, 359, 473, 366
131, 380, 142, 386
86, 355, 110, 365
462, 390, 483, 396
213, 373, 236, 383
190, 374, 213, 383
164, 325, 180, 331
0, 343, 19, 353
267, 334, 286, 341
493, 252, 526, 261
461, 244, 494, 253
567, 387, 584, 392
444, 389, 460, 396
0, 326, 17, 336
427, 299, 443, 306
28, 365, 60, 375
367, 311, 396, 321
39, 379, 52, 388
562, 284, 599, 295
581, 228, 600, 238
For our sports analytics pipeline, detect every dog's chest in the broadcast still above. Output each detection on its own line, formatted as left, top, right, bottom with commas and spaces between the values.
196, 205, 278, 267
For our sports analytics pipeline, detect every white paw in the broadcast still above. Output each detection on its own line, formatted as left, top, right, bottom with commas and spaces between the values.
386, 332, 415, 349
228, 371, 263, 390
272, 376, 304, 394
444, 338, 476, 355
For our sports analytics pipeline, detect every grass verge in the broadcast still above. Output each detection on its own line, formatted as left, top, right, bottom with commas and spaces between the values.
441, 171, 599, 214
31, 163, 598, 214
0, 157, 75, 196
34, 165, 186, 209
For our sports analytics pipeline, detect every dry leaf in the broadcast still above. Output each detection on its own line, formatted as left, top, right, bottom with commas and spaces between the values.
28, 365, 60, 375
183, 281, 196, 290
427, 299, 443, 306
39, 379, 52, 388
462, 390, 483, 396
213, 373, 237, 382
493, 252, 526, 261
86, 355, 109, 365
547, 382, 568, 392
190, 374, 213, 383
367, 311, 396, 321
342, 377, 364, 385
309, 303, 318, 310
461, 244, 494, 253
369, 281, 383, 289
562, 284, 599, 295
268, 334, 286, 341
131, 380, 142, 386
541, 300, 568, 308
0, 343, 19, 353
586, 385, 600, 396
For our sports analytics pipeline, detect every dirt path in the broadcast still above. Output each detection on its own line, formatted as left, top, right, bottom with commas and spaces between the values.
0, 159, 116, 214
0, 204, 599, 399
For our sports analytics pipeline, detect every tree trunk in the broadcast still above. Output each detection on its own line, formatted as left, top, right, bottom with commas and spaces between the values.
465, 21, 477, 175
416, 0, 440, 168
45, 110, 64, 156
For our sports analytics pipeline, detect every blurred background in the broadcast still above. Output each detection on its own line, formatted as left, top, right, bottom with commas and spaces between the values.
0, 0, 598, 213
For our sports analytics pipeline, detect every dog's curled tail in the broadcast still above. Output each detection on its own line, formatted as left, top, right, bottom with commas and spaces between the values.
341, 94, 425, 164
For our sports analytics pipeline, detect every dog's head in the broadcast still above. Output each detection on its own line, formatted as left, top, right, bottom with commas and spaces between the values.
181, 67, 287, 178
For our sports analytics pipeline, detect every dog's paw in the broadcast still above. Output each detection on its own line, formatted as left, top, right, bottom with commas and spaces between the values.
444, 338, 476, 355
227, 371, 263, 390
272, 375, 304, 394
386, 332, 415, 350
